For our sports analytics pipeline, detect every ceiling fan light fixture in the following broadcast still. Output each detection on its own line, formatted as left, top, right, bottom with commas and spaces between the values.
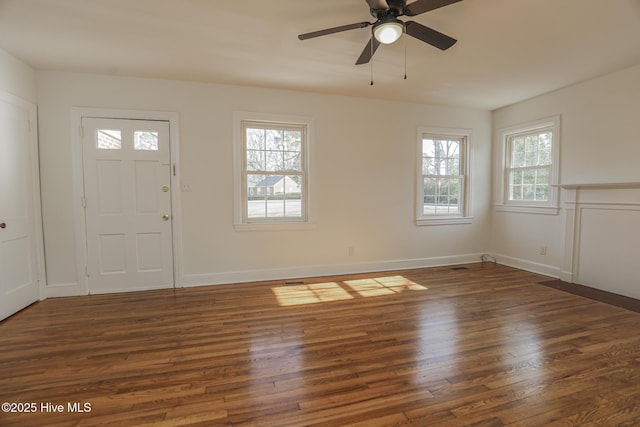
373, 20, 404, 44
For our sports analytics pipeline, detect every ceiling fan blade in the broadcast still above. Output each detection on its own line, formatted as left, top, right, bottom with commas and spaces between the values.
405, 21, 457, 50
298, 22, 371, 40
365, 0, 389, 10
355, 37, 381, 65
404, 0, 462, 16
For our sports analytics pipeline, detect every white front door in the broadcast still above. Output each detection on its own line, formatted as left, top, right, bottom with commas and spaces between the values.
82, 117, 174, 293
0, 94, 40, 320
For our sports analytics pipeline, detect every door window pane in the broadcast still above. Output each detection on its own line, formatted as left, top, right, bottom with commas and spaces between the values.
134, 131, 159, 151
97, 130, 122, 149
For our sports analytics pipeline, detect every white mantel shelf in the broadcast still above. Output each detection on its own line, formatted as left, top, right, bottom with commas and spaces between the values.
555, 182, 640, 190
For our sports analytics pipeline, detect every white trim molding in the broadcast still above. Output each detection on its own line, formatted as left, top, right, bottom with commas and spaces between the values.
181, 253, 485, 287
495, 115, 561, 215
70, 107, 183, 294
559, 183, 640, 296
44, 282, 83, 298
493, 254, 561, 279
415, 126, 473, 226
232, 111, 316, 232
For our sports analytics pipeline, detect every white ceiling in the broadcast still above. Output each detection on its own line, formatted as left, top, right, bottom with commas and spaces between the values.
1, 0, 640, 110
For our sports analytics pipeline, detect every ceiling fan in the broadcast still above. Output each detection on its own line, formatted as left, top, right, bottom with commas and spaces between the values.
298, 0, 462, 65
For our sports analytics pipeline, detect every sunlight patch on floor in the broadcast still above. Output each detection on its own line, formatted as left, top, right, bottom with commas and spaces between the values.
272, 276, 427, 306
345, 276, 428, 297
272, 282, 353, 306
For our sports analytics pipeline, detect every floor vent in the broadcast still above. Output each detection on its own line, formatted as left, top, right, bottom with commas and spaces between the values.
451, 267, 468, 271
283, 281, 305, 286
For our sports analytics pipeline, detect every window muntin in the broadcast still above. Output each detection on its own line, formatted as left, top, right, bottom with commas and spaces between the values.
242, 121, 306, 222
418, 132, 469, 222
505, 128, 553, 204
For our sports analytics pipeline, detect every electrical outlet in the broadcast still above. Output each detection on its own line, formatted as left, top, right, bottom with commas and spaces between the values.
539, 246, 547, 256
348, 246, 355, 257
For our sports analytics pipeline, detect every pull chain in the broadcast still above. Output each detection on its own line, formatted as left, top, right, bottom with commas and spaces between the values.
370, 28, 374, 86
404, 28, 407, 80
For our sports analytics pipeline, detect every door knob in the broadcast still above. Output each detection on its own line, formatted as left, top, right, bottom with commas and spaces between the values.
0, 222, 5, 229
162, 215, 170, 221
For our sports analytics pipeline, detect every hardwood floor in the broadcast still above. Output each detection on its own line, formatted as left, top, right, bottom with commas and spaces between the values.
1, 263, 640, 426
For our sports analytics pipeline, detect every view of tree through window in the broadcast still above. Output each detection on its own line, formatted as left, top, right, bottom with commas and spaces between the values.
421, 136, 465, 216
134, 131, 159, 151
243, 122, 305, 220
506, 130, 552, 202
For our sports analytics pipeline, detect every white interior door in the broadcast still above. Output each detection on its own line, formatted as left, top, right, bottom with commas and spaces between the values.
82, 117, 174, 293
0, 94, 40, 320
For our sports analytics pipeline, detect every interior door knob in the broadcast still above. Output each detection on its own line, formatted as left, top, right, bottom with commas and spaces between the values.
162, 215, 170, 221
0, 222, 5, 229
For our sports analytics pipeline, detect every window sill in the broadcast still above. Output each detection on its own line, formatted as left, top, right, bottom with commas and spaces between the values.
234, 222, 316, 232
416, 216, 473, 226
494, 204, 559, 215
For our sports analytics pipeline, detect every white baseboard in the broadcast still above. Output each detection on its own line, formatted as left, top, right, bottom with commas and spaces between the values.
42, 254, 559, 296
44, 282, 84, 298
493, 254, 561, 279
180, 253, 485, 288
559, 270, 574, 283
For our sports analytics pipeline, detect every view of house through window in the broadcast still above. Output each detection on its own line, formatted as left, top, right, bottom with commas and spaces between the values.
96, 129, 121, 149
420, 134, 467, 217
243, 122, 306, 221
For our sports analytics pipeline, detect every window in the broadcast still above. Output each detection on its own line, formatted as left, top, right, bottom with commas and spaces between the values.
505, 129, 551, 202
416, 127, 471, 225
497, 116, 560, 214
233, 112, 314, 230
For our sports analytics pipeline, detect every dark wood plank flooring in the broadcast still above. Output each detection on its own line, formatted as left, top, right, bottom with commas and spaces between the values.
1, 263, 640, 426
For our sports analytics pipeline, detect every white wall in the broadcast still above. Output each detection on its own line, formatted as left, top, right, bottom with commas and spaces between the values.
0, 48, 36, 103
491, 64, 640, 284
36, 71, 492, 292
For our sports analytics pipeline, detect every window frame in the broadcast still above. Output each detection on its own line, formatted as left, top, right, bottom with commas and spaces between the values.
233, 112, 315, 231
496, 116, 560, 215
415, 127, 472, 226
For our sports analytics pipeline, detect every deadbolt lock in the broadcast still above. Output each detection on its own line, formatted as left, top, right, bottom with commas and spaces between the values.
162, 186, 169, 192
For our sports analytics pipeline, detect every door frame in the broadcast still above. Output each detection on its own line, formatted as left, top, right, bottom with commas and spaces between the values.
70, 107, 183, 295
0, 90, 47, 302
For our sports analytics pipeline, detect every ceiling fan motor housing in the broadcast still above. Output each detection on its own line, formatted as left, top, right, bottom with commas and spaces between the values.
370, 0, 405, 19
386, 0, 406, 15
